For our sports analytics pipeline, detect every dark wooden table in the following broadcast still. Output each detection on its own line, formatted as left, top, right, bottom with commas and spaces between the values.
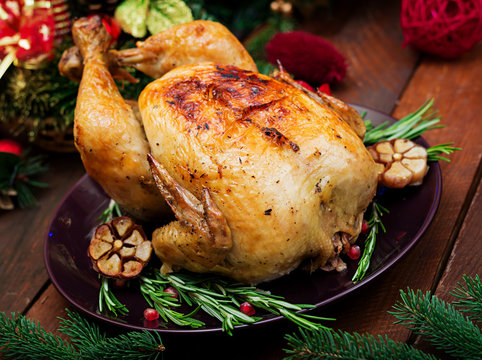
1, 1, 480, 358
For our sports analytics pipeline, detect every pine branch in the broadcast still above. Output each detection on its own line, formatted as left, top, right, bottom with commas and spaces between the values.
451, 274, 482, 323
352, 200, 389, 283
81, 331, 165, 360
389, 288, 482, 359
283, 328, 438, 360
57, 309, 106, 348
0, 312, 80, 360
59, 309, 165, 360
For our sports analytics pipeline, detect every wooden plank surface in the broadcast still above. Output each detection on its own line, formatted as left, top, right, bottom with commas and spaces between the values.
322, 44, 482, 342
0, 153, 84, 314
414, 164, 481, 357
302, 0, 419, 113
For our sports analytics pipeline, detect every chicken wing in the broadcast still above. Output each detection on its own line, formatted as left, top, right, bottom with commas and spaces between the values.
59, 20, 257, 83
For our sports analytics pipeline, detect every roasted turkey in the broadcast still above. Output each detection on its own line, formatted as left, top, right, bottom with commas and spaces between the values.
69, 16, 378, 284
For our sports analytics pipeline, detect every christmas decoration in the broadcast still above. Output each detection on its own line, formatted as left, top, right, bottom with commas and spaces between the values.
0, 139, 48, 210
114, 0, 193, 38
266, 31, 347, 85
401, 0, 482, 59
0, 0, 71, 68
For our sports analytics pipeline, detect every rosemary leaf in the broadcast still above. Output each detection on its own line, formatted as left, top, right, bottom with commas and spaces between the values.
352, 201, 389, 283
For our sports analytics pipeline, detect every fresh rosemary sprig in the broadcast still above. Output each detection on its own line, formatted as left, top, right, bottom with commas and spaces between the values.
0, 309, 164, 360
284, 327, 437, 360
98, 276, 129, 316
352, 200, 389, 283
363, 99, 442, 145
141, 275, 205, 329
97, 198, 122, 223
140, 271, 332, 335
451, 274, 482, 323
426, 142, 462, 162
363, 100, 461, 162
390, 287, 482, 359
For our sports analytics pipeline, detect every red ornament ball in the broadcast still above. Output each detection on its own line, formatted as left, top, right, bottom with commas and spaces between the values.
400, 0, 482, 59
0, 139, 23, 156
266, 31, 347, 85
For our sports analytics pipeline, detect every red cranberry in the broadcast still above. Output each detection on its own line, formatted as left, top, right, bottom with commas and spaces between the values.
347, 245, 361, 260
295, 80, 314, 92
239, 302, 256, 317
164, 286, 179, 299
143, 308, 159, 321
361, 220, 370, 234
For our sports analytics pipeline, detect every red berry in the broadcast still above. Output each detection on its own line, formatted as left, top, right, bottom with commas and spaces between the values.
361, 220, 369, 234
295, 80, 314, 92
317, 83, 332, 96
0, 139, 23, 156
164, 286, 179, 299
239, 301, 256, 317
144, 308, 159, 321
347, 245, 361, 260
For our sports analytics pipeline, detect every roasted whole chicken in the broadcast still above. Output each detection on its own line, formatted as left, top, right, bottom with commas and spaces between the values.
69, 16, 378, 284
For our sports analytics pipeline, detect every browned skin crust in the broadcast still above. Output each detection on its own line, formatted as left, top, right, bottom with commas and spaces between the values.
141, 63, 378, 284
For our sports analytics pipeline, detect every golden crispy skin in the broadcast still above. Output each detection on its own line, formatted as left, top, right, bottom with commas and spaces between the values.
140, 63, 378, 284
112, 20, 258, 79
72, 16, 169, 221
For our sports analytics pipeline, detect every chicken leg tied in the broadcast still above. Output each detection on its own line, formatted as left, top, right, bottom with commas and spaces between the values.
73, 16, 169, 221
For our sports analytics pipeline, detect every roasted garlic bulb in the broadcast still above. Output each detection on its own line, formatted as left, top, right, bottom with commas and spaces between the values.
88, 217, 152, 278
368, 139, 428, 188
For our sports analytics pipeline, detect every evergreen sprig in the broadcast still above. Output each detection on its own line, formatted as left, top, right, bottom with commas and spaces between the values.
0, 311, 79, 360
352, 200, 389, 283
139, 270, 332, 335
0, 309, 164, 360
283, 327, 437, 360
451, 274, 482, 323
390, 287, 482, 359
0, 152, 48, 209
284, 275, 481, 360
59, 310, 164, 360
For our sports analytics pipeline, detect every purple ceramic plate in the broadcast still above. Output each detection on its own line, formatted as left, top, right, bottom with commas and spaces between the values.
44, 106, 442, 333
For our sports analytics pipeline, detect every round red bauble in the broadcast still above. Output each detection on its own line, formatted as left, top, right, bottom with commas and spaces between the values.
400, 0, 482, 59
266, 31, 347, 85
0, 139, 23, 156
